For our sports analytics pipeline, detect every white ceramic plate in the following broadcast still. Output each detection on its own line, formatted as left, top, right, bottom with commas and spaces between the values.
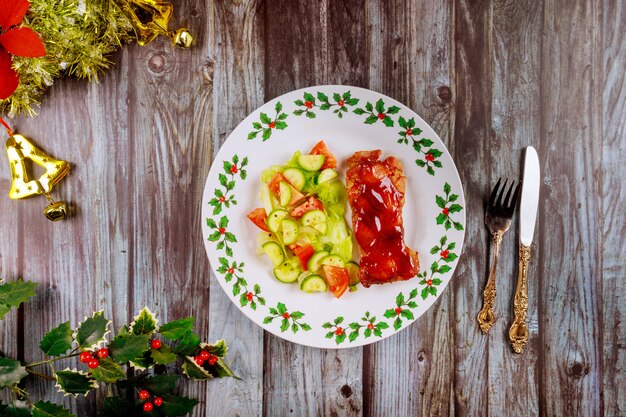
201, 86, 465, 349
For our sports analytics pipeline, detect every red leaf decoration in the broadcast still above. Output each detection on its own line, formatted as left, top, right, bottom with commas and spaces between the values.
0, 0, 30, 30
0, 27, 45, 58
0, 46, 19, 99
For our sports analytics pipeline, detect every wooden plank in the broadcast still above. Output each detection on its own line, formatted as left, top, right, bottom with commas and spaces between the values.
485, 0, 541, 415
262, 1, 365, 416
601, 0, 626, 415
361, 1, 456, 416
538, 0, 603, 415
204, 1, 265, 416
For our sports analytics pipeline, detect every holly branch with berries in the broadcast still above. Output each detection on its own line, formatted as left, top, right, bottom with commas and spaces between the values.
0, 279, 238, 417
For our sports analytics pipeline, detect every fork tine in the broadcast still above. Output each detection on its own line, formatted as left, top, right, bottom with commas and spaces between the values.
502, 180, 516, 208
489, 178, 502, 207
509, 182, 522, 209
495, 178, 508, 207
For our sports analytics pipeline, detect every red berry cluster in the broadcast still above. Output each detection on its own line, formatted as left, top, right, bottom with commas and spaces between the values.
139, 389, 163, 412
79, 347, 109, 369
194, 349, 218, 367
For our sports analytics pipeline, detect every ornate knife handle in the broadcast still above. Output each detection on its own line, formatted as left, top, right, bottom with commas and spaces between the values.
509, 244, 531, 353
477, 231, 504, 333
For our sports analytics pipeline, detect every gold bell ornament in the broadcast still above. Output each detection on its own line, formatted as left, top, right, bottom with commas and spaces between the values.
1, 118, 71, 221
117, 0, 194, 48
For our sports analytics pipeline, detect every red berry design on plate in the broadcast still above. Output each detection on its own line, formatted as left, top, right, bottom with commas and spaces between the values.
219, 227, 226, 234
96, 348, 109, 359
246, 292, 254, 301
268, 121, 276, 129
334, 327, 344, 336
79, 351, 92, 363
395, 307, 402, 315
199, 350, 210, 361
406, 129, 413, 135
227, 267, 234, 274
367, 323, 375, 330
154, 397, 163, 407
151, 339, 161, 349
440, 250, 449, 259
427, 279, 433, 286
282, 312, 290, 319
87, 358, 99, 369
219, 195, 226, 202
425, 153, 435, 162
143, 402, 153, 412
304, 101, 313, 109
337, 99, 345, 107
378, 113, 386, 120
442, 207, 449, 216
194, 355, 205, 366
208, 355, 218, 366
139, 390, 150, 400
230, 165, 238, 174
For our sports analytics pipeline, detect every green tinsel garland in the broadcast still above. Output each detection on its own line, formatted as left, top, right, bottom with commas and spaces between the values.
1, 0, 135, 117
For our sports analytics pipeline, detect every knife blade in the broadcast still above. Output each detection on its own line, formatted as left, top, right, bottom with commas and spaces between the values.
509, 145, 540, 353
520, 146, 540, 245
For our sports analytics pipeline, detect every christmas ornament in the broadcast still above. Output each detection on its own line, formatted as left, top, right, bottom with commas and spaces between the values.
1, 118, 71, 221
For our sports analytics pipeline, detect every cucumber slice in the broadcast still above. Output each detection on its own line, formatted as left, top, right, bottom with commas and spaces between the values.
267, 209, 288, 233
262, 241, 285, 266
307, 250, 329, 272
278, 181, 292, 207
320, 254, 345, 268
298, 154, 326, 171
346, 261, 360, 286
281, 218, 299, 245
283, 168, 306, 191
273, 258, 302, 283
299, 274, 328, 293
301, 209, 328, 234
317, 168, 338, 184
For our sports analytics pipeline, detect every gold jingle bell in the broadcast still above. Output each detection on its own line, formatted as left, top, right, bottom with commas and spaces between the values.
119, 0, 193, 48
44, 200, 70, 221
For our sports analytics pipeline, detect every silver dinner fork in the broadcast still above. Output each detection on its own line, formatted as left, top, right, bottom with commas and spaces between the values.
477, 178, 521, 334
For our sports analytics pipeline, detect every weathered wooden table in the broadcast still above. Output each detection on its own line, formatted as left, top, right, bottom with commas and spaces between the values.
1, 0, 624, 415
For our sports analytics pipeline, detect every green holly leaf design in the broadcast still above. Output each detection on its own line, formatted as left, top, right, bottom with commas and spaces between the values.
39, 321, 73, 357
90, 357, 126, 383
0, 280, 37, 320
54, 369, 98, 397
130, 307, 158, 336
262, 128, 272, 141
421, 287, 430, 299
364, 327, 372, 338
75, 311, 110, 350
182, 357, 212, 381
280, 318, 289, 332
400, 310, 414, 320
353, 108, 366, 115
0, 357, 27, 387
141, 374, 178, 395
172, 331, 200, 356
109, 333, 150, 364
150, 344, 177, 365
102, 397, 133, 417
396, 292, 405, 307
159, 317, 194, 341
247, 131, 259, 140
300, 323, 312, 331
393, 317, 402, 331
436, 213, 447, 225
32, 401, 75, 417
364, 114, 378, 124
322, 322, 333, 329
383, 309, 397, 319
335, 332, 347, 345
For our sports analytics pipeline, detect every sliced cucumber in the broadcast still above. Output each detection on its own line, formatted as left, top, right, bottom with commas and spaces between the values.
283, 168, 306, 191
298, 154, 326, 171
281, 218, 299, 245
299, 274, 328, 293
320, 254, 345, 268
307, 250, 329, 272
262, 241, 285, 266
317, 168, 338, 184
278, 181, 292, 207
267, 209, 288, 233
346, 261, 360, 286
301, 209, 328, 234
273, 258, 302, 283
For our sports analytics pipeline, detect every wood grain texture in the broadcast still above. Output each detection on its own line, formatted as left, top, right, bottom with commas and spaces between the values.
601, 0, 626, 415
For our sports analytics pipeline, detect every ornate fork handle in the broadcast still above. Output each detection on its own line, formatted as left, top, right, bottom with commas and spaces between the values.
477, 230, 504, 333
509, 244, 531, 353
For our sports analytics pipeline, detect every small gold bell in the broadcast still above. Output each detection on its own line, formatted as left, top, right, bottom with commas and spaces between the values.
44, 201, 69, 221
173, 28, 193, 48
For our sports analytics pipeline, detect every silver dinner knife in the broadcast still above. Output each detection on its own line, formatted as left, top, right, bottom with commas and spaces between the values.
509, 146, 540, 353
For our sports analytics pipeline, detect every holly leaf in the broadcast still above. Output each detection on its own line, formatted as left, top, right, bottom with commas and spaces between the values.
75, 311, 110, 350
375, 99, 385, 114
109, 333, 150, 364
364, 115, 378, 124
280, 319, 289, 332
142, 374, 178, 395
182, 357, 212, 381
247, 131, 258, 140
151, 344, 177, 365
436, 213, 447, 225
0, 357, 27, 387
383, 309, 396, 319
275, 101, 283, 113
421, 288, 430, 299
353, 108, 366, 115
129, 350, 153, 371
32, 401, 75, 417
173, 332, 200, 356
435, 195, 446, 208
90, 357, 126, 383
0, 280, 37, 319
160, 395, 198, 416
39, 321, 73, 356
349, 330, 359, 342
400, 310, 414, 320
262, 129, 272, 141
102, 397, 133, 417
387, 105, 401, 114
159, 317, 194, 341
203, 340, 227, 357
448, 204, 463, 213
393, 317, 402, 331
382, 116, 394, 127
130, 307, 158, 335
259, 113, 271, 124
54, 369, 98, 396
207, 357, 240, 379
396, 292, 405, 307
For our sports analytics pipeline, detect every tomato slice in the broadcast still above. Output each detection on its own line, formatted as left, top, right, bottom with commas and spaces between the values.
322, 265, 349, 298
268, 173, 304, 206
290, 196, 323, 218
289, 243, 315, 270
246, 208, 270, 232
310, 140, 337, 169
